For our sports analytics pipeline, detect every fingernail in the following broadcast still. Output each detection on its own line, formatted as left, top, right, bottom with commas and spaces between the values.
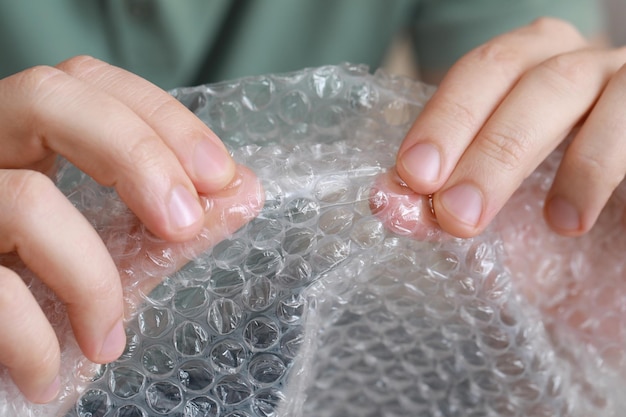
440, 183, 483, 227
169, 185, 204, 230
99, 319, 125, 361
400, 143, 441, 184
547, 196, 580, 231
37, 375, 61, 403
194, 140, 232, 184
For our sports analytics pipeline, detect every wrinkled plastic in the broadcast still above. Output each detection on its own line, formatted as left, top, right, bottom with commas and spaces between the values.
1, 64, 625, 416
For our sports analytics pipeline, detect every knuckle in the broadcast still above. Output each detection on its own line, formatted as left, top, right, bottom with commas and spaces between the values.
0, 171, 60, 250
145, 96, 179, 122
4, 67, 68, 159
56, 55, 104, 76
536, 53, 590, 92
14, 66, 71, 129
431, 96, 478, 133
529, 17, 582, 40
15, 65, 63, 88
463, 41, 525, 81
569, 147, 624, 191
17, 66, 67, 99
13, 66, 67, 109
469, 40, 520, 68
124, 136, 163, 170
478, 124, 533, 171
2, 170, 57, 213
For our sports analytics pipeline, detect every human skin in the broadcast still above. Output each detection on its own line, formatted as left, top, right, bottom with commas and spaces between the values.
0, 56, 262, 403
2, 16, 625, 405
397, 17, 626, 239
375, 147, 626, 371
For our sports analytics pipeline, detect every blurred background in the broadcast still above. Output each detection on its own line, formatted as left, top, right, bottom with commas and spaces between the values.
384, 0, 626, 81
605, 0, 626, 45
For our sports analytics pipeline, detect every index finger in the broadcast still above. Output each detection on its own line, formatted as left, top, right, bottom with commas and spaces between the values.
56, 56, 237, 195
396, 18, 587, 197
0, 65, 204, 241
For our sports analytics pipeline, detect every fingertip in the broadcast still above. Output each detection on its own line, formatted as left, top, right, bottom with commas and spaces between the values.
368, 169, 445, 241
435, 183, 485, 238
192, 138, 237, 193
165, 184, 205, 240
544, 195, 587, 236
162, 162, 254, 242
208, 164, 265, 221
396, 142, 442, 194
95, 319, 126, 364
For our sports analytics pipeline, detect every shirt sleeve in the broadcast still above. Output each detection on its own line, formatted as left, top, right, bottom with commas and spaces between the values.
412, 0, 606, 72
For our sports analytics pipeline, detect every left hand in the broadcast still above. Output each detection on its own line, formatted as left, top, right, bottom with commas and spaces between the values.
396, 17, 626, 238
0, 56, 262, 404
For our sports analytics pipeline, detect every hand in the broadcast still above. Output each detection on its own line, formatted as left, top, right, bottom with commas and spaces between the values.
396, 17, 626, 238
0, 56, 260, 403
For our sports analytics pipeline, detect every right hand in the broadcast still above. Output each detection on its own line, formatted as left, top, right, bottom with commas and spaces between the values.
396, 18, 626, 239
0, 56, 261, 403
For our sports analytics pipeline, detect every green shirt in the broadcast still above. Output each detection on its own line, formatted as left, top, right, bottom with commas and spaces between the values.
0, 0, 603, 89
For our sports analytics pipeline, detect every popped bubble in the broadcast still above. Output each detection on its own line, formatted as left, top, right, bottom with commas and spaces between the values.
1, 64, 625, 417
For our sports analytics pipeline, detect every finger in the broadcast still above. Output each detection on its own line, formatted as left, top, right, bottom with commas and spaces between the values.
0, 170, 125, 365
0, 65, 204, 241
369, 168, 444, 241
396, 17, 587, 195
433, 48, 626, 237
125, 165, 265, 298
56, 56, 236, 194
545, 58, 626, 235
0, 266, 61, 403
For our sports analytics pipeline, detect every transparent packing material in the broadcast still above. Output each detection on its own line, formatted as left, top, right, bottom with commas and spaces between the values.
1, 64, 625, 416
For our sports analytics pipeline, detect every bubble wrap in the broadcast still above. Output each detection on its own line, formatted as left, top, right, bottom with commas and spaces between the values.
2, 63, 626, 416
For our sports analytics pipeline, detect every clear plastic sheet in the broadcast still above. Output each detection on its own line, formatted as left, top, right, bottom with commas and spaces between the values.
1, 64, 625, 416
